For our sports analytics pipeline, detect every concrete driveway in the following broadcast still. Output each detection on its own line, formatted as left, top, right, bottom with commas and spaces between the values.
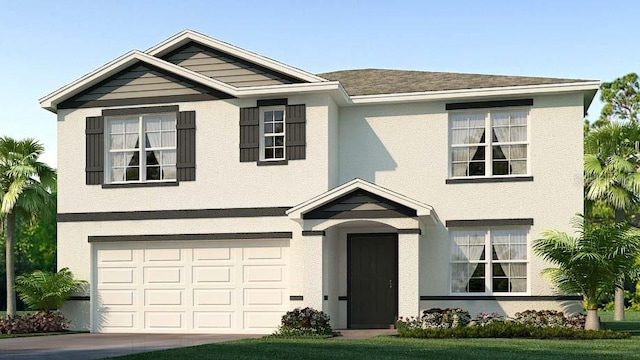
0, 333, 261, 360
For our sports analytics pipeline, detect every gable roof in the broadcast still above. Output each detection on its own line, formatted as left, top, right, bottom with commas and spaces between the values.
146, 30, 327, 83
287, 178, 437, 221
318, 69, 598, 96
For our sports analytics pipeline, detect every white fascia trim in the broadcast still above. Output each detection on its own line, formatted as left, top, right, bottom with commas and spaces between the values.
349, 81, 601, 105
286, 178, 434, 219
146, 29, 328, 84
234, 81, 344, 97
39, 50, 240, 112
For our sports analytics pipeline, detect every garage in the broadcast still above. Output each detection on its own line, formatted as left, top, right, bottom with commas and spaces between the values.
92, 239, 290, 333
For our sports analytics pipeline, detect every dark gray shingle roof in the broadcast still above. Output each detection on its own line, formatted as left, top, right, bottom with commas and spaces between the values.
317, 69, 595, 96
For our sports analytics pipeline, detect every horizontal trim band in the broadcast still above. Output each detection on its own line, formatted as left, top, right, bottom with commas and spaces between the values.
397, 228, 421, 235
257, 160, 289, 166
338, 296, 348, 301
58, 206, 291, 222
102, 182, 179, 189
88, 232, 293, 243
60, 93, 231, 109
303, 209, 416, 220
446, 176, 534, 184
68, 296, 90, 301
446, 218, 534, 227
302, 230, 325, 236
420, 295, 581, 301
289, 295, 304, 301
102, 105, 179, 116
446, 98, 534, 110
257, 98, 288, 106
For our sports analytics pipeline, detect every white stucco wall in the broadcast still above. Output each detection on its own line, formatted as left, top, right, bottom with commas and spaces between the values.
57, 93, 336, 214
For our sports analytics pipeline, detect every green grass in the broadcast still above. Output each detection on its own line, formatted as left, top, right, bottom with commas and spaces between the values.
110, 335, 640, 360
0, 311, 32, 318
600, 311, 640, 335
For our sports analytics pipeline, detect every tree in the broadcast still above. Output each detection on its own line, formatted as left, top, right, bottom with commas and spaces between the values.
585, 77, 640, 320
533, 216, 640, 330
594, 73, 640, 128
15, 268, 86, 311
0, 137, 56, 317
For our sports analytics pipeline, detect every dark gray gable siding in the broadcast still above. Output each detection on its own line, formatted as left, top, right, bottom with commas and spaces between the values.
239, 107, 260, 162
303, 189, 417, 219
60, 62, 234, 109
177, 111, 196, 181
285, 104, 306, 160
85, 116, 104, 185
162, 42, 306, 87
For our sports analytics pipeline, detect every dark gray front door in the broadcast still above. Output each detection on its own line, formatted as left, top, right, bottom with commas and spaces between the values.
347, 233, 398, 329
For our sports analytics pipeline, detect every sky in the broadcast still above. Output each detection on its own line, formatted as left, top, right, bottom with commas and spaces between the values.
1, 0, 638, 167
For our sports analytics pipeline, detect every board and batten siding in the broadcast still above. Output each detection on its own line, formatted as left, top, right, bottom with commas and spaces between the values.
163, 42, 305, 87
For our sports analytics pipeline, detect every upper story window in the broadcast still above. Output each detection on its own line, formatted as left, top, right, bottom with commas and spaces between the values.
450, 229, 528, 294
106, 114, 176, 183
450, 109, 529, 178
261, 107, 285, 161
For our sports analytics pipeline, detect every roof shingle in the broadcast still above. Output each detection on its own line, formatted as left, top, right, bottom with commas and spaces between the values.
317, 69, 595, 96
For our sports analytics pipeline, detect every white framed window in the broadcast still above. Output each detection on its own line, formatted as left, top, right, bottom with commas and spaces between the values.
450, 228, 528, 294
260, 107, 285, 161
106, 113, 176, 183
450, 109, 529, 178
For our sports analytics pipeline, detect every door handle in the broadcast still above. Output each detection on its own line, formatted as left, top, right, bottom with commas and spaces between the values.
389, 279, 393, 289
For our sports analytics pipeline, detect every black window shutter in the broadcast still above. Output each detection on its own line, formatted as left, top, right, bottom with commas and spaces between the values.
239, 107, 260, 162
177, 111, 196, 181
85, 116, 104, 185
286, 104, 306, 160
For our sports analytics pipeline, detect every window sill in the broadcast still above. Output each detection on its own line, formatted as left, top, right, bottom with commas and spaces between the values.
446, 176, 533, 184
102, 182, 179, 189
257, 160, 288, 166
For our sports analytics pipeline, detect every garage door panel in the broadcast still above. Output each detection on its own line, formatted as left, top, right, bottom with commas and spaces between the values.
95, 240, 289, 334
194, 289, 233, 306
99, 290, 135, 306
98, 249, 134, 263
193, 247, 231, 261
143, 267, 183, 284
99, 268, 135, 284
244, 288, 284, 306
101, 311, 137, 329
193, 312, 234, 329
243, 247, 282, 260
144, 248, 183, 262
244, 312, 283, 329
144, 312, 184, 329
144, 289, 184, 306
192, 266, 231, 283
244, 265, 283, 282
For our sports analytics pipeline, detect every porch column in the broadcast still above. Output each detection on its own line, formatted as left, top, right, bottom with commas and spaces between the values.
301, 232, 324, 310
398, 231, 420, 318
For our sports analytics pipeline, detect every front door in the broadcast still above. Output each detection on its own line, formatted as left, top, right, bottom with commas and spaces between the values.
347, 233, 398, 329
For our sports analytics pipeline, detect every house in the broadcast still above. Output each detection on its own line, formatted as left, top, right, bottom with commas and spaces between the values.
40, 30, 599, 334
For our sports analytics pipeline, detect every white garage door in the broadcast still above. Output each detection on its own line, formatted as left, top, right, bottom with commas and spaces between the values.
93, 239, 289, 334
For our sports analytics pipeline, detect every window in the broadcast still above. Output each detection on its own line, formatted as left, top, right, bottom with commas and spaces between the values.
450, 110, 528, 178
450, 229, 528, 294
106, 114, 176, 183
261, 107, 285, 161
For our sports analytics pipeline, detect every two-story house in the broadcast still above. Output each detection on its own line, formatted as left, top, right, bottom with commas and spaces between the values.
40, 30, 598, 334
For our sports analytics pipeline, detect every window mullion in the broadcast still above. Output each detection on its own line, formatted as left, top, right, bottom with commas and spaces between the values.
486, 112, 491, 177
139, 116, 145, 182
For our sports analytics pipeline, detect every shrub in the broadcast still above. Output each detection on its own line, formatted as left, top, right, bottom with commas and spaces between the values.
513, 310, 585, 330
273, 307, 333, 336
397, 321, 629, 339
417, 308, 471, 329
16, 268, 87, 311
0, 311, 69, 334
469, 312, 507, 326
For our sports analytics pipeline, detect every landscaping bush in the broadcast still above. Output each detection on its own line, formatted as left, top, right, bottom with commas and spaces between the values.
406, 308, 471, 329
0, 311, 68, 334
469, 312, 507, 326
397, 320, 630, 339
514, 310, 586, 330
272, 307, 333, 337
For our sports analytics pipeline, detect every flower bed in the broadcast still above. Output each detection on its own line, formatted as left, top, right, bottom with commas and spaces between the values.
271, 307, 334, 337
0, 311, 69, 334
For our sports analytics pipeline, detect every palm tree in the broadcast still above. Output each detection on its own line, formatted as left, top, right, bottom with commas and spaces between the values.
533, 216, 640, 330
15, 268, 86, 312
0, 137, 56, 317
584, 122, 640, 320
